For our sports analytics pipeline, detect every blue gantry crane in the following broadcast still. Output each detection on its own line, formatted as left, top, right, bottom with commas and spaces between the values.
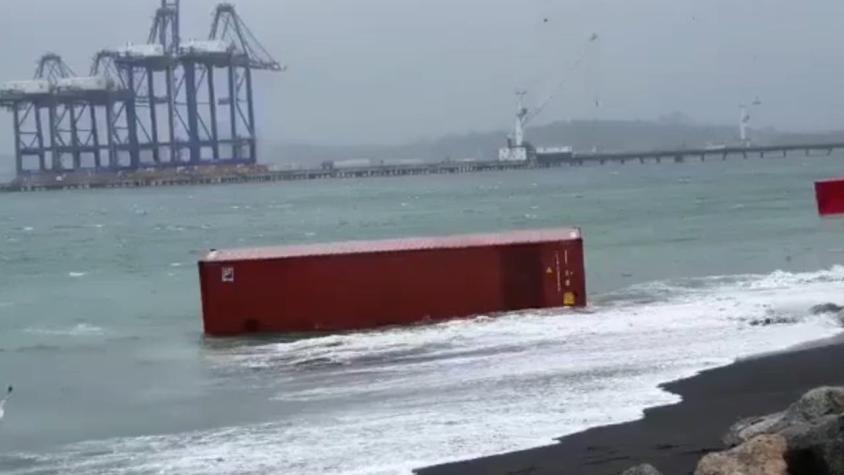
0, 0, 282, 177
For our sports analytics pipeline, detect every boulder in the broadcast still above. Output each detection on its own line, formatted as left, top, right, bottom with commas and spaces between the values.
620, 464, 663, 475
722, 387, 844, 474
810, 303, 844, 315
785, 415, 844, 475
724, 387, 844, 446
695, 434, 788, 475
749, 316, 798, 327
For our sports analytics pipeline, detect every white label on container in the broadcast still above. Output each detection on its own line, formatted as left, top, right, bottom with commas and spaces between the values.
222, 267, 235, 283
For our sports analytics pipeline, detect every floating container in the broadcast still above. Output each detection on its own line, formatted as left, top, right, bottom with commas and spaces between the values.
815, 178, 844, 216
198, 228, 587, 336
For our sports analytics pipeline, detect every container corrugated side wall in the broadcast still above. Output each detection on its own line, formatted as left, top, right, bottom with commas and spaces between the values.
199, 237, 586, 336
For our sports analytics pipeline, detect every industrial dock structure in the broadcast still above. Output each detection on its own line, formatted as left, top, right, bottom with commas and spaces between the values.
0, 5, 843, 192
0, 1, 281, 181
2, 141, 843, 193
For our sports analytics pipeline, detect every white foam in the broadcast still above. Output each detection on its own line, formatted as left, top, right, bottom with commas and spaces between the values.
68, 272, 87, 278
9, 267, 844, 475
24, 324, 105, 337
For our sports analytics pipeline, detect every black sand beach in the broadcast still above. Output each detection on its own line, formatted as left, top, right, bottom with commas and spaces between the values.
416, 337, 844, 475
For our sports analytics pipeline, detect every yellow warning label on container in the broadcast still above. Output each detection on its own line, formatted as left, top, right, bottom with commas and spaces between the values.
563, 292, 576, 307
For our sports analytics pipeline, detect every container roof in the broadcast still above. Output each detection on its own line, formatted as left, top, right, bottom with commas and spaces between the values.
202, 227, 581, 262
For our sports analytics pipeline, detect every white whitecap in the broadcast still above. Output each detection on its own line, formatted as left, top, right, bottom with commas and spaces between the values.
24, 323, 105, 337
13, 267, 844, 475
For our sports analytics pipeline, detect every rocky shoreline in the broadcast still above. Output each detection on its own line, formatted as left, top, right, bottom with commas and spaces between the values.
623, 386, 844, 474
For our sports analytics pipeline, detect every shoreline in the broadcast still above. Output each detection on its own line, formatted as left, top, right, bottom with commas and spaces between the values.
416, 333, 844, 475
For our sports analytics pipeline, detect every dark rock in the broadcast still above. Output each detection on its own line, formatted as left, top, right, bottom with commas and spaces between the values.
620, 463, 663, 475
785, 386, 844, 421
695, 434, 788, 475
724, 412, 784, 447
723, 387, 844, 474
785, 415, 844, 475
750, 316, 797, 327
811, 303, 844, 315
724, 387, 844, 446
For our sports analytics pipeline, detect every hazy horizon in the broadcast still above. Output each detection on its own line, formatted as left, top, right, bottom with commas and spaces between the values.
0, 0, 843, 151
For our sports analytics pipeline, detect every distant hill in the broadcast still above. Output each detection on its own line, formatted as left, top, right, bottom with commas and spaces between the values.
262, 119, 844, 168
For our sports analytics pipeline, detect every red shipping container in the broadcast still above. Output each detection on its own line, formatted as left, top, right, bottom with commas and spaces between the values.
198, 228, 587, 336
816, 178, 844, 216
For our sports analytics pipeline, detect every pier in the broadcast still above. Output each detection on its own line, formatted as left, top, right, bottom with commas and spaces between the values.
569, 142, 844, 165
2, 141, 844, 192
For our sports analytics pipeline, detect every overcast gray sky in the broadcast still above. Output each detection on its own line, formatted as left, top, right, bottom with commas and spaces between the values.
0, 0, 842, 147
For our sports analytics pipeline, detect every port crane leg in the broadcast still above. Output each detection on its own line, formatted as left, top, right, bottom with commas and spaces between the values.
147, 67, 160, 164
90, 106, 101, 168
207, 65, 220, 160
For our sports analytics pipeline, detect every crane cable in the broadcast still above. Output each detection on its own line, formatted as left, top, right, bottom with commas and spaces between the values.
525, 33, 600, 126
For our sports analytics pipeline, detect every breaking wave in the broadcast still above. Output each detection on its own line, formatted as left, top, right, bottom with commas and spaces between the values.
23, 323, 105, 338
6, 267, 844, 475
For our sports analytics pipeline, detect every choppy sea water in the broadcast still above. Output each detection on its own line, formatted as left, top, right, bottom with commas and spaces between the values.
1, 156, 844, 474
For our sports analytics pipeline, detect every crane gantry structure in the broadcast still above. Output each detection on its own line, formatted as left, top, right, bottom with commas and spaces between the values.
0, 1, 282, 177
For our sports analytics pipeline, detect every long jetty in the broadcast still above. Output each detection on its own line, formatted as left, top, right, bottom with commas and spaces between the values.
2, 141, 844, 193
575, 141, 844, 164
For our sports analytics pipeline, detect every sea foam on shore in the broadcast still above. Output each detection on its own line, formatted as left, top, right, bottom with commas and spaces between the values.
5, 267, 844, 475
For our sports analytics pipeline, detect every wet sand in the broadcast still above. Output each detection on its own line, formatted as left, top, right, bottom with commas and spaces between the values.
416, 337, 844, 475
